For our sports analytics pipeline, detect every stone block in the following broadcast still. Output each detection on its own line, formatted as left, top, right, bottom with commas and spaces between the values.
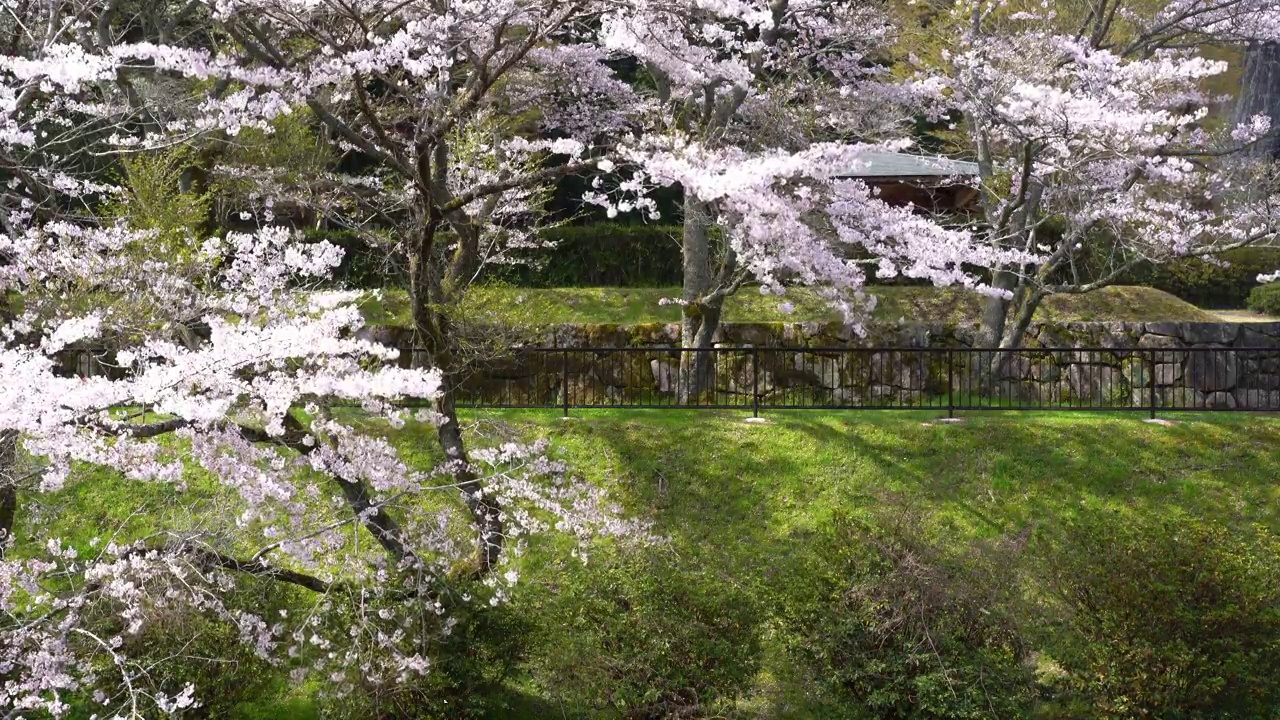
1234, 388, 1280, 409
1154, 363, 1183, 386
1185, 351, 1238, 392
1205, 391, 1237, 409
1179, 323, 1239, 345
1137, 332, 1185, 363
1161, 386, 1205, 409
1067, 364, 1128, 404
650, 359, 677, 393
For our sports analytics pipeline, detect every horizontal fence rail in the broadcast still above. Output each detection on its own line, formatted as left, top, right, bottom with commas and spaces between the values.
446, 346, 1280, 416
53, 346, 1280, 416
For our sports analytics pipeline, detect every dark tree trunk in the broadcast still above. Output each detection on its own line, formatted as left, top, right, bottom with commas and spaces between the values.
678, 196, 722, 404
406, 226, 503, 576
1237, 42, 1280, 159
433, 375, 503, 575
0, 430, 17, 558
977, 269, 1020, 348
1000, 288, 1045, 350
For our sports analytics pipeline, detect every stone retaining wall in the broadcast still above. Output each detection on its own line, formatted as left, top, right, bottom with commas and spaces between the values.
353, 321, 1280, 409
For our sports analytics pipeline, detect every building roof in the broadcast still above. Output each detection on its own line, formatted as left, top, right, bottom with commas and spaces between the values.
841, 151, 980, 180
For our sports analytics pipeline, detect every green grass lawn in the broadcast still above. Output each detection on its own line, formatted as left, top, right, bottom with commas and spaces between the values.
435, 410, 1280, 716
22, 410, 1280, 717
458, 409, 1280, 558
357, 285, 1217, 327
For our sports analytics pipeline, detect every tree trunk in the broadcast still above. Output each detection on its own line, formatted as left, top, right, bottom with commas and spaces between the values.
0, 430, 17, 558
678, 196, 720, 404
1000, 288, 1044, 350
407, 240, 503, 576
978, 178, 1043, 350
1237, 42, 1280, 159
434, 375, 502, 575
977, 269, 1020, 348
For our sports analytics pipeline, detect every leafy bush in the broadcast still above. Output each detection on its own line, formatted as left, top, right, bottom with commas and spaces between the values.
303, 228, 401, 289
307, 224, 687, 289
485, 224, 686, 288
316, 586, 533, 720
68, 578, 299, 720
1042, 512, 1280, 719
777, 508, 1038, 720
1135, 248, 1280, 308
1246, 281, 1280, 316
520, 546, 763, 718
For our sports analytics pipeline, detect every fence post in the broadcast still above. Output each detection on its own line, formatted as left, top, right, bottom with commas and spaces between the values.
751, 347, 759, 418
562, 349, 570, 417
947, 348, 955, 419
1148, 348, 1157, 420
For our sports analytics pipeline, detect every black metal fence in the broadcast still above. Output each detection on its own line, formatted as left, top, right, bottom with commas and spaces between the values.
54, 346, 1280, 417
447, 346, 1280, 417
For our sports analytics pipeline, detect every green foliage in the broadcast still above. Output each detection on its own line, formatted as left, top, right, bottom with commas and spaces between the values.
1246, 281, 1280, 316
319, 588, 532, 720
1133, 248, 1280, 309
303, 228, 400, 289
106, 147, 213, 267
222, 112, 332, 186
1042, 512, 1280, 719
310, 224, 686, 290
474, 224, 685, 288
778, 505, 1038, 720
66, 578, 300, 720
520, 545, 764, 718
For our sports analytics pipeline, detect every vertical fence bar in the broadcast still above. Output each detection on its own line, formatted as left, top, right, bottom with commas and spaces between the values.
752, 348, 760, 418
1148, 348, 1157, 419
562, 349, 570, 417
947, 348, 955, 418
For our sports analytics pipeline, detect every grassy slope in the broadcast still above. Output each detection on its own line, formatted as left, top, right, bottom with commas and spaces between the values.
504, 410, 1280, 557
23, 411, 1280, 717
359, 285, 1217, 327
457, 410, 1280, 715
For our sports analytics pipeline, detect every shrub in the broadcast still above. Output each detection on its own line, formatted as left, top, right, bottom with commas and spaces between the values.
1246, 281, 1280, 316
488, 224, 687, 287
1042, 512, 1280, 719
777, 507, 1038, 720
68, 577, 300, 720
303, 228, 402, 289
316, 585, 533, 720
1135, 247, 1280, 308
306, 224, 688, 289
520, 546, 764, 718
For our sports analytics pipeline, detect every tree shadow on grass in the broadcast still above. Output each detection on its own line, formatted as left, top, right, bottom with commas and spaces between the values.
460, 410, 1280, 717
777, 413, 1280, 540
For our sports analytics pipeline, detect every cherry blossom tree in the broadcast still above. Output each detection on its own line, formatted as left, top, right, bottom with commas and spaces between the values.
915, 0, 1280, 349
0, 2, 646, 715
70, 0, 659, 588
595, 0, 1021, 400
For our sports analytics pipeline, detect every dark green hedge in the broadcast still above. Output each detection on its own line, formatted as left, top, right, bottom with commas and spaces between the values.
307, 223, 1280, 302
302, 228, 399, 289
305, 225, 686, 289
1129, 247, 1280, 309
488, 224, 685, 287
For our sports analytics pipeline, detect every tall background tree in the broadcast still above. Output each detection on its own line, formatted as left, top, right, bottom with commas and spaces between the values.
599, 0, 1018, 400
910, 0, 1280, 349
1237, 42, 1280, 158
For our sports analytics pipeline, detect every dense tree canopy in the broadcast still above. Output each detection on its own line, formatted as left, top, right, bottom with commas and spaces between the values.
3, 0, 1280, 715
